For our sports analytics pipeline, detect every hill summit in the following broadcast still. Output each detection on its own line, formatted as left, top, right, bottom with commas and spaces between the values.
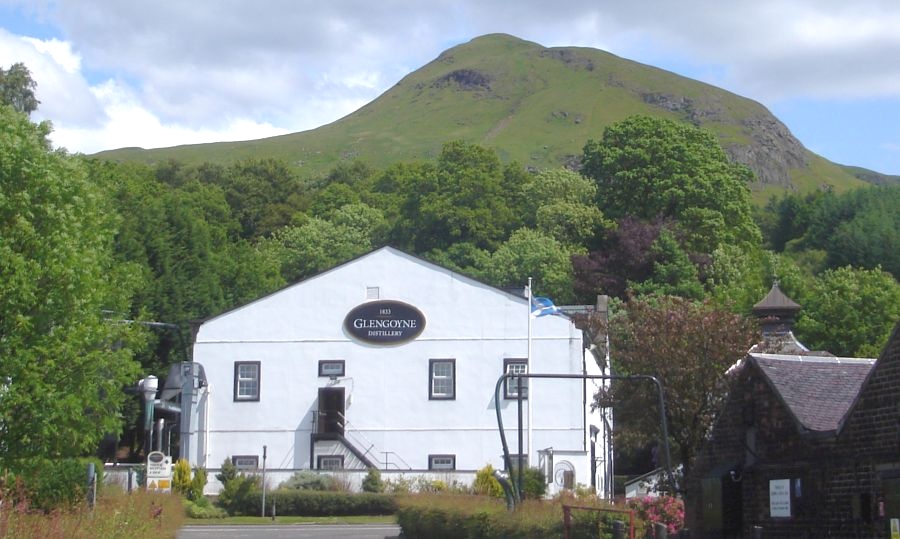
96, 33, 886, 195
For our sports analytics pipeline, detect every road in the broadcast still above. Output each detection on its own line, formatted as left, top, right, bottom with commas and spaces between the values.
178, 524, 401, 539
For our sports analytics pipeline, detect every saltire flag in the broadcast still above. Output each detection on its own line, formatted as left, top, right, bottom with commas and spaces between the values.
531, 296, 561, 317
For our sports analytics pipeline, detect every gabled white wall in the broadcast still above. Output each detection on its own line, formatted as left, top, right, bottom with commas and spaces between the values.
190, 247, 608, 495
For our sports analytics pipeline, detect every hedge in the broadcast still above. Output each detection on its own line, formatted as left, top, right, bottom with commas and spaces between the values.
396, 494, 630, 539
225, 486, 397, 516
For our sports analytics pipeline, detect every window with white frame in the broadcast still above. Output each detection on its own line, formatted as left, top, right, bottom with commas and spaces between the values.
429, 359, 455, 400
232, 455, 259, 470
317, 455, 344, 470
234, 361, 260, 401
318, 360, 345, 377
428, 454, 456, 471
504, 358, 528, 399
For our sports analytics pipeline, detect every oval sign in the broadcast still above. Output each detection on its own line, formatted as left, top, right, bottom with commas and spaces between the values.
343, 300, 426, 345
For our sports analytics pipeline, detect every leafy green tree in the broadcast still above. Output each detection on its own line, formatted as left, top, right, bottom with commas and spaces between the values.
385, 141, 523, 252
102, 162, 282, 370
581, 115, 761, 252
221, 158, 303, 239
0, 63, 39, 115
522, 168, 610, 247
261, 205, 381, 282
704, 245, 807, 314
795, 266, 900, 357
485, 228, 576, 303
0, 106, 144, 463
630, 230, 704, 300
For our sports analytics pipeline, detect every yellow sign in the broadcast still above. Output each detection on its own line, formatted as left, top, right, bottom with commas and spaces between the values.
890, 518, 899, 539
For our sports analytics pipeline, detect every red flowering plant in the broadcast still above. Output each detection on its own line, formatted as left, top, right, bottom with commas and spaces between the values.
626, 495, 685, 534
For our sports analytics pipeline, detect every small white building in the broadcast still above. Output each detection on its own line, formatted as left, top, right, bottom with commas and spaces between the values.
184, 247, 612, 496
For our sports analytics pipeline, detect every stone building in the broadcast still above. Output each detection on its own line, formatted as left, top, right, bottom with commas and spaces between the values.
685, 283, 900, 537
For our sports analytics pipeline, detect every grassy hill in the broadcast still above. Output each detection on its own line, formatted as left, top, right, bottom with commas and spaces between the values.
95, 34, 887, 198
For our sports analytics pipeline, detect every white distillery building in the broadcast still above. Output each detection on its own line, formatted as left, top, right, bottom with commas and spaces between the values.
184, 247, 612, 496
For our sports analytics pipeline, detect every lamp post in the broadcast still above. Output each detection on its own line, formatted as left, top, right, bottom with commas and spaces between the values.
141, 375, 158, 456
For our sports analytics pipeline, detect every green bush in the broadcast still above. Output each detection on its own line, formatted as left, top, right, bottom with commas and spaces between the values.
520, 467, 547, 499
361, 467, 384, 493
397, 494, 635, 539
172, 458, 192, 497
279, 470, 335, 491
183, 496, 227, 519
215, 474, 261, 515
190, 466, 208, 500
215, 457, 237, 485
472, 464, 503, 497
1, 458, 103, 511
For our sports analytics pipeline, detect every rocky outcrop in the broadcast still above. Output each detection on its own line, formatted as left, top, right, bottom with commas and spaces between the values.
641, 93, 807, 187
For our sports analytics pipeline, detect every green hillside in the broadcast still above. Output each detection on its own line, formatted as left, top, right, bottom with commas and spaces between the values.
95, 34, 878, 196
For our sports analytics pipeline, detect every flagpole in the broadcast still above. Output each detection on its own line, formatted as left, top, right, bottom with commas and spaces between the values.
527, 277, 533, 469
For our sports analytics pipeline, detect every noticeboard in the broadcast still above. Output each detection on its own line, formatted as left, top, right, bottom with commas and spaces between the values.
769, 479, 791, 518
146, 451, 172, 493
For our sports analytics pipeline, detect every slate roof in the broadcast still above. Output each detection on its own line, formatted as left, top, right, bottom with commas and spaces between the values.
752, 282, 801, 314
749, 353, 876, 433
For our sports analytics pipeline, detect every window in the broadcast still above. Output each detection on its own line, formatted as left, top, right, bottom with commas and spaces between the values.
318, 360, 345, 377
232, 455, 258, 470
234, 361, 260, 401
429, 359, 455, 400
504, 358, 528, 399
366, 286, 380, 300
429, 454, 456, 471
317, 455, 344, 470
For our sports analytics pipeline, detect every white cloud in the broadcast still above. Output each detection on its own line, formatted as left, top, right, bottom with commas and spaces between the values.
2, 0, 899, 165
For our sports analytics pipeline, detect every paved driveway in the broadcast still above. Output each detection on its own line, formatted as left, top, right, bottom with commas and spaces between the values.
178, 524, 401, 539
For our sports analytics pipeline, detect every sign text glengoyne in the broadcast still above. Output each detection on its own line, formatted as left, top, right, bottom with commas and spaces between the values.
344, 300, 426, 344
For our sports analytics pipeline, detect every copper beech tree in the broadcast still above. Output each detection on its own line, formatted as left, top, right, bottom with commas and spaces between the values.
582, 295, 758, 487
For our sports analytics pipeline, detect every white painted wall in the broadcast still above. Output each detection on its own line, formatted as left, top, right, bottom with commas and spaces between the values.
189, 247, 610, 496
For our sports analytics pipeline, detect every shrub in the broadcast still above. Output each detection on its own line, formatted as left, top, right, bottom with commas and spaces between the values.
183, 496, 227, 519
472, 464, 503, 498
172, 458, 192, 497
1, 458, 103, 511
397, 494, 632, 539
279, 470, 334, 491
626, 495, 684, 534
520, 467, 547, 499
362, 467, 384, 493
215, 457, 237, 486
216, 474, 261, 515
190, 466, 208, 500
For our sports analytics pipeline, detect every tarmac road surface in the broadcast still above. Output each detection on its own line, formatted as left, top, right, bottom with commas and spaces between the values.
178, 523, 401, 539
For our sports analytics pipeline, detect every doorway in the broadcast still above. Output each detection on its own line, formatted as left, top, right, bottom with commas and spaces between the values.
317, 387, 345, 435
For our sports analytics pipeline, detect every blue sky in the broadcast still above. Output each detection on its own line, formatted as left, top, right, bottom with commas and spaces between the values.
1, 0, 898, 175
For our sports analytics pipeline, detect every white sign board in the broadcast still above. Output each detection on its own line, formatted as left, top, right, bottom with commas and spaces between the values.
146, 451, 172, 493
769, 479, 791, 518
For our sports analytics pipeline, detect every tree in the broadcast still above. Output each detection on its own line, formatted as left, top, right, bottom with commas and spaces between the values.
0, 106, 143, 463
630, 230, 704, 300
597, 296, 758, 483
581, 115, 761, 252
485, 228, 577, 303
386, 141, 522, 252
260, 204, 382, 283
795, 266, 900, 357
522, 168, 611, 247
0, 63, 40, 115
572, 217, 669, 302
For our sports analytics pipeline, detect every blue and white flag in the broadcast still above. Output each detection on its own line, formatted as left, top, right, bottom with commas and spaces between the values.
531, 296, 561, 317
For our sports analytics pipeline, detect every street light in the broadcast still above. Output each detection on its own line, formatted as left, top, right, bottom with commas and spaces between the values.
140, 375, 158, 456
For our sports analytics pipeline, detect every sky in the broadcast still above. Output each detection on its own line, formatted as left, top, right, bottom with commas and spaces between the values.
1, 0, 898, 175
